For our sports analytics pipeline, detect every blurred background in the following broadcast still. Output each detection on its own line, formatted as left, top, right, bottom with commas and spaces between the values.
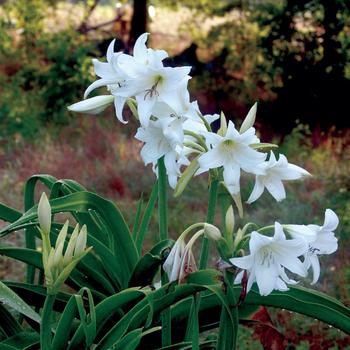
0, 0, 349, 347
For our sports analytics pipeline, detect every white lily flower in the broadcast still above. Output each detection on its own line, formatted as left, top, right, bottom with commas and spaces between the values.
163, 239, 186, 282
68, 38, 130, 122
285, 209, 339, 284
135, 118, 189, 188
247, 152, 311, 203
230, 222, 308, 296
197, 121, 266, 195
114, 34, 191, 126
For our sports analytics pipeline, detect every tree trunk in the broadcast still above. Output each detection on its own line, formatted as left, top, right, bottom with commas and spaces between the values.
128, 0, 148, 49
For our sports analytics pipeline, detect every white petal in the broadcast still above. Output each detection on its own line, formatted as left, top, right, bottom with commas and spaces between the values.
114, 96, 127, 123
246, 176, 265, 203
84, 78, 116, 99
234, 270, 244, 284
68, 95, 114, 115
285, 224, 317, 243
265, 178, 286, 202
106, 39, 116, 63
323, 209, 339, 232
133, 33, 149, 63
249, 231, 271, 255
223, 163, 241, 195
229, 254, 254, 270
135, 93, 157, 127
92, 59, 116, 79
198, 148, 224, 170
309, 255, 320, 284
255, 261, 278, 296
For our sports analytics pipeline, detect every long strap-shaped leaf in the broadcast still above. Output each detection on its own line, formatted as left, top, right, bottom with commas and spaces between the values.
171, 282, 350, 335
0, 191, 139, 287
0, 281, 40, 323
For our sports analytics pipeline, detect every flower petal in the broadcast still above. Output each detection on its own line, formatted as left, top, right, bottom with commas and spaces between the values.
68, 95, 114, 115
247, 176, 265, 203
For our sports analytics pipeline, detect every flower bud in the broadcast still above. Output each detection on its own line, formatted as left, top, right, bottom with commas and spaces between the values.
217, 111, 227, 136
225, 205, 235, 235
63, 223, 80, 266
52, 221, 69, 269
74, 225, 87, 256
38, 192, 51, 233
204, 223, 221, 241
240, 102, 257, 133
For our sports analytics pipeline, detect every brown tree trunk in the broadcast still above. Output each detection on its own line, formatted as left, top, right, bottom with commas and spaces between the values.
128, 0, 148, 49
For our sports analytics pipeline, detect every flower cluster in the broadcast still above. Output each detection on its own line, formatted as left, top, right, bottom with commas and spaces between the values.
230, 210, 338, 296
68, 33, 309, 197
68, 33, 339, 296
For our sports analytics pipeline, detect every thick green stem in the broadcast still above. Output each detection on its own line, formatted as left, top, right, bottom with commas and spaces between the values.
40, 293, 56, 350
157, 157, 168, 241
158, 157, 171, 345
199, 178, 219, 269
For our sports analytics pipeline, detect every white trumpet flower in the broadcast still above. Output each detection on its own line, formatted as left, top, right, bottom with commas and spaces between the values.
230, 222, 308, 296
197, 121, 266, 195
285, 209, 338, 284
247, 152, 310, 203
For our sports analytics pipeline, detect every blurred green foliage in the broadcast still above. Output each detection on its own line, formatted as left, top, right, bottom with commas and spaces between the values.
0, 0, 94, 145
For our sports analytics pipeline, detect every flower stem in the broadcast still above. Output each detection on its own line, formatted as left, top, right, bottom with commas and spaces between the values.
199, 177, 219, 269
158, 157, 168, 241
40, 293, 56, 349
158, 157, 171, 345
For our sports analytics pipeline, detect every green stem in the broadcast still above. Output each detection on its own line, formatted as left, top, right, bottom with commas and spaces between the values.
199, 177, 219, 269
40, 293, 56, 350
158, 157, 171, 345
157, 157, 168, 241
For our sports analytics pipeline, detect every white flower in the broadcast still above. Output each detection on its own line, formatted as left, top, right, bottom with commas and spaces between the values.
114, 33, 191, 126
135, 117, 189, 188
230, 222, 308, 296
247, 152, 310, 203
197, 121, 266, 195
285, 209, 338, 284
68, 39, 129, 122
163, 239, 186, 282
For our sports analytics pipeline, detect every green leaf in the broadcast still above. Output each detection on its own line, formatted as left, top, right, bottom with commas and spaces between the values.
0, 281, 40, 323
68, 288, 147, 349
0, 332, 39, 349
128, 239, 173, 288
135, 182, 158, 253
75, 288, 96, 348
0, 304, 22, 337
132, 193, 144, 238
0, 191, 139, 288
0, 203, 21, 223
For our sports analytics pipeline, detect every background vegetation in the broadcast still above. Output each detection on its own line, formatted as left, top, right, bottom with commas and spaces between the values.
0, 0, 349, 347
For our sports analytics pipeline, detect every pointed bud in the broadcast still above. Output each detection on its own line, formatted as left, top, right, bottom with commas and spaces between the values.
52, 220, 69, 269
240, 102, 257, 133
68, 95, 115, 115
225, 205, 235, 235
38, 192, 51, 233
217, 111, 228, 136
204, 223, 221, 241
63, 223, 80, 266
74, 225, 87, 256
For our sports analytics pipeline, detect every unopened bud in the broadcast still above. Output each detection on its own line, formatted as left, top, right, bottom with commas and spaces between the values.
217, 111, 227, 136
240, 102, 257, 133
225, 206, 235, 235
63, 224, 80, 266
74, 225, 87, 256
38, 192, 51, 233
52, 221, 69, 269
204, 223, 221, 241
